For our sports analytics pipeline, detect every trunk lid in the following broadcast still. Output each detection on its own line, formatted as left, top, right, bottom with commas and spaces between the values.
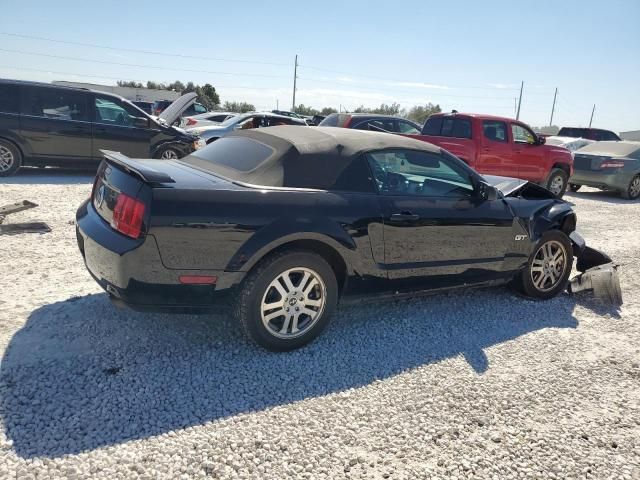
573, 153, 611, 171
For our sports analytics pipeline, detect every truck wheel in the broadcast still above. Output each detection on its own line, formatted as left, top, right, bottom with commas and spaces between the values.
235, 250, 338, 351
517, 230, 573, 300
0, 140, 22, 177
546, 169, 568, 197
569, 183, 581, 192
621, 175, 640, 200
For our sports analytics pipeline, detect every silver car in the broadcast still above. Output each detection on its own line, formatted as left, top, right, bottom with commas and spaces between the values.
188, 112, 307, 144
570, 141, 640, 199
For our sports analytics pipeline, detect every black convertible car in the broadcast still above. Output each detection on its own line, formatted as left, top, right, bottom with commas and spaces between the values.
77, 127, 605, 350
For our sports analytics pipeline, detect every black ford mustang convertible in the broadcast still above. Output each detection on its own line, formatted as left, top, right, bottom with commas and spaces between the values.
77, 126, 600, 350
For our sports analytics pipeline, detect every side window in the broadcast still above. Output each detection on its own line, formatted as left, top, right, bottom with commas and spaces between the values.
94, 96, 142, 126
396, 120, 420, 134
353, 119, 395, 132
422, 116, 443, 135
511, 124, 536, 144
23, 87, 89, 121
441, 118, 472, 139
194, 104, 207, 114
0, 85, 20, 114
483, 120, 508, 142
601, 131, 618, 141
366, 149, 475, 197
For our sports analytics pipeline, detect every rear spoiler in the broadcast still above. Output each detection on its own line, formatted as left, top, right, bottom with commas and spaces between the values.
100, 150, 175, 184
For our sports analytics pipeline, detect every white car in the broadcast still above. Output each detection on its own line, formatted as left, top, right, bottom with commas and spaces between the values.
180, 112, 238, 129
545, 136, 595, 152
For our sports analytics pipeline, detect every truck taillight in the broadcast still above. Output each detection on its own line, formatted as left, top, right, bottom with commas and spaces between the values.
186, 118, 197, 126
111, 193, 145, 238
600, 160, 625, 169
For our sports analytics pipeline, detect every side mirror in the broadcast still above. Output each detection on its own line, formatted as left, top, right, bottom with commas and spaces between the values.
536, 135, 546, 145
133, 116, 149, 128
477, 181, 498, 201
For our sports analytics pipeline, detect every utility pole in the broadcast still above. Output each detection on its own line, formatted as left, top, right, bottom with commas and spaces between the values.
549, 87, 558, 126
516, 81, 524, 120
291, 54, 298, 112
276, 99, 279, 110
514, 98, 517, 116
589, 104, 596, 127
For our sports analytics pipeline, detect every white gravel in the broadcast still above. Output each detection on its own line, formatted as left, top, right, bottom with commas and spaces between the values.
1, 168, 639, 479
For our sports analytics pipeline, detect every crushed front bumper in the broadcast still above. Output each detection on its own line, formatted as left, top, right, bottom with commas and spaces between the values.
568, 232, 622, 305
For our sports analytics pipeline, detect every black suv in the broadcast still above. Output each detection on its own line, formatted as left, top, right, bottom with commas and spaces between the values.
318, 113, 421, 134
557, 127, 621, 141
0, 79, 202, 176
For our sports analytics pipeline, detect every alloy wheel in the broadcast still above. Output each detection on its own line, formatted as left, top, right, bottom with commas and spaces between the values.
160, 149, 178, 160
548, 175, 565, 196
629, 177, 640, 199
260, 267, 327, 339
0, 146, 14, 172
530, 240, 568, 292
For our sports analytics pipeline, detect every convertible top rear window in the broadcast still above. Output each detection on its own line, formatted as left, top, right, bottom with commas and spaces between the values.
186, 137, 275, 172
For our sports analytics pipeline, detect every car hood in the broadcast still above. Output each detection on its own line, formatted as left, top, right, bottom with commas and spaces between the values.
158, 92, 197, 125
483, 175, 529, 196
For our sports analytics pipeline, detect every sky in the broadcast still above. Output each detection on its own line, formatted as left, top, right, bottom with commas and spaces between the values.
1, 0, 638, 131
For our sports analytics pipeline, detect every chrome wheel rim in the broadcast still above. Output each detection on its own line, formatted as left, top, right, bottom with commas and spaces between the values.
260, 267, 326, 339
629, 177, 640, 198
549, 175, 565, 195
160, 149, 178, 160
0, 146, 14, 172
530, 240, 567, 292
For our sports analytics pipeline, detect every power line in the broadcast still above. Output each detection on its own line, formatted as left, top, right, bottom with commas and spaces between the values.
0, 48, 290, 79
299, 64, 521, 91
0, 65, 285, 91
0, 31, 289, 67
298, 77, 528, 100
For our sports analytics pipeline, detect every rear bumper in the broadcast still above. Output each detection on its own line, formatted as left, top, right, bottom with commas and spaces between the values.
76, 199, 244, 312
570, 169, 629, 191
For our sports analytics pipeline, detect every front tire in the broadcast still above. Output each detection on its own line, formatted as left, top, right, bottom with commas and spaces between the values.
546, 168, 569, 198
518, 230, 573, 300
621, 175, 640, 200
154, 146, 181, 160
0, 140, 22, 177
235, 250, 338, 351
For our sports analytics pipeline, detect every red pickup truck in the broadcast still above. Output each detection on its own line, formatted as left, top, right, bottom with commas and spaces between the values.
405, 112, 574, 197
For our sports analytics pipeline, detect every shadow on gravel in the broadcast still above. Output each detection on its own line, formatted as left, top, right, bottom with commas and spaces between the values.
0, 167, 94, 185
0, 288, 612, 458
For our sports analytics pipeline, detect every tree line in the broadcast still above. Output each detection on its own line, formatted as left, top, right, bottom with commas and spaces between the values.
118, 80, 441, 123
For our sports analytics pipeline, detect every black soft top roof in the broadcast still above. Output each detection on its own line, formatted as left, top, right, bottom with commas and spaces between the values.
184, 126, 441, 190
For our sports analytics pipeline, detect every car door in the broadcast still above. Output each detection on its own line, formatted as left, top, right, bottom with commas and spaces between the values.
510, 122, 545, 181
92, 94, 156, 159
476, 119, 518, 177
19, 85, 92, 163
367, 149, 514, 289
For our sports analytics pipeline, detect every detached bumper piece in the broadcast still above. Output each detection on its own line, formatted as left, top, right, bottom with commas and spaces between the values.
568, 245, 623, 306
0, 200, 51, 236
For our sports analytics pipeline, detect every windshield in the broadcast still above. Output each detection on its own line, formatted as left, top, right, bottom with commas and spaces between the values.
220, 114, 249, 126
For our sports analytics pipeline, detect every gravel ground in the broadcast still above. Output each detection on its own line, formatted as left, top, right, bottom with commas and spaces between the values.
0, 169, 639, 480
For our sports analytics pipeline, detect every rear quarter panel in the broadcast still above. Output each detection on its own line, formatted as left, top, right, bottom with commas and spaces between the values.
149, 187, 385, 281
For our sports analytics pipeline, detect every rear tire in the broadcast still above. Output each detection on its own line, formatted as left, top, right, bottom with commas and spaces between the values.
234, 250, 338, 351
546, 168, 568, 198
517, 230, 573, 300
0, 140, 22, 177
569, 183, 581, 192
621, 175, 640, 200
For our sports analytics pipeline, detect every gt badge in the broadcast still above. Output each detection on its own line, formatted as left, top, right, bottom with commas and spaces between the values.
515, 235, 528, 241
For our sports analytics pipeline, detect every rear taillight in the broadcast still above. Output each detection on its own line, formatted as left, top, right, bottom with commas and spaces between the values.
111, 193, 145, 239
186, 118, 197, 126
600, 160, 625, 169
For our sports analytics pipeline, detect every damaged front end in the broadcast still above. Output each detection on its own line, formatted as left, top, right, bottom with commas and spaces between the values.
568, 232, 622, 306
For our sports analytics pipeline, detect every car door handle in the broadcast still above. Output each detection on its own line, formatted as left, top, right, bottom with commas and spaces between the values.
390, 212, 420, 222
